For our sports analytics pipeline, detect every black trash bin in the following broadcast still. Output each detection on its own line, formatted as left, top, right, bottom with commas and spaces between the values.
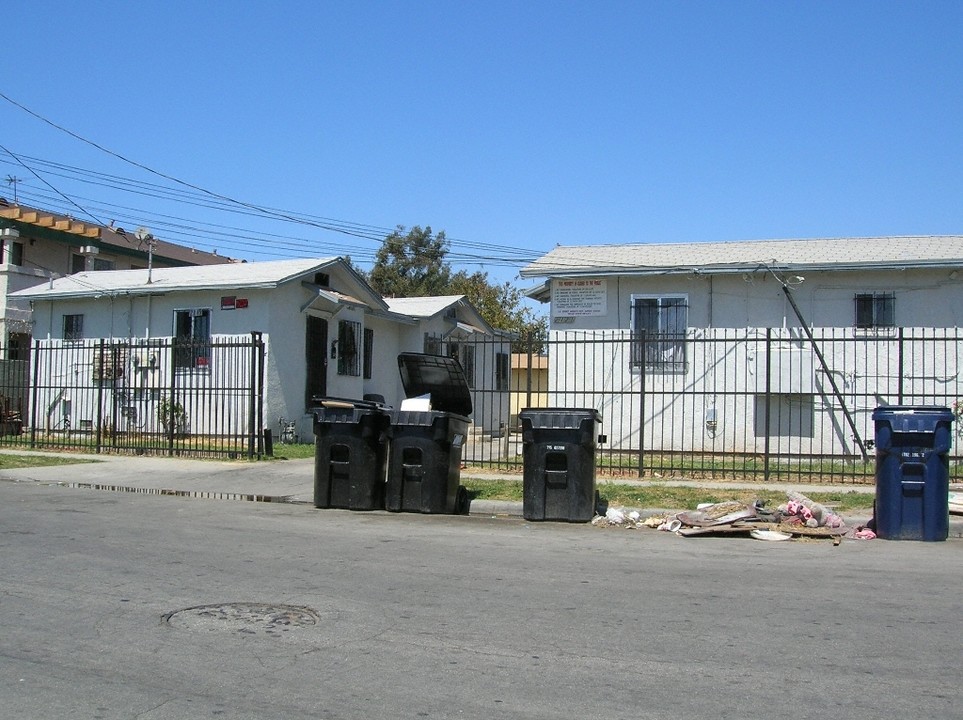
519, 408, 603, 522
313, 397, 391, 510
385, 353, 472, 514
872, 405, 953, 541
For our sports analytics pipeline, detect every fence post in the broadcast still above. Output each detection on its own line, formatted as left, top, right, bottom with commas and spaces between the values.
167, 341, 177, 456
525, 333, 533, 410
248, 332, 260, 459
95, 339, 105, 454
638, 330, 646, 478
763, 328, 772, 482
29, 338, 40, 449
897, 327, 905, 404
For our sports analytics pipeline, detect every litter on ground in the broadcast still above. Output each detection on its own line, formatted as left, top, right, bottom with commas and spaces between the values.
593, 490, 870, 543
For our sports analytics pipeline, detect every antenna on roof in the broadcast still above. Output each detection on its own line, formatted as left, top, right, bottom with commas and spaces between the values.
5, 176, 21, 203
135, 227, 155, 284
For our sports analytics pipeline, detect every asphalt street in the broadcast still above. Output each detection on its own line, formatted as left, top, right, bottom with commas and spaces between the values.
1, 473, 960, 720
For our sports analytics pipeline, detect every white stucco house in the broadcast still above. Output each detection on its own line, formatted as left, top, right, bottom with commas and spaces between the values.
13, 257, 509, 445
384, 295, 513, 435
520, 236, 963, 458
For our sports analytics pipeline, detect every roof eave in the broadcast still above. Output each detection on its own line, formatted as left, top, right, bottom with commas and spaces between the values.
522, 259, 963, 279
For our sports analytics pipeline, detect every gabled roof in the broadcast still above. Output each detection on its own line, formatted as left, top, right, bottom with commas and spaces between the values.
12, 257, 343, 300
520, 236, 963, 279
385, 295, 495, 336
385, 295, 466, 318
0, 198, 230, 266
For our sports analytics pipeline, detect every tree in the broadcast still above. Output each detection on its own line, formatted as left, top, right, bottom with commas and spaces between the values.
367, 225, 546, 351
449, 270, 547, 348
368, 225, 452, 297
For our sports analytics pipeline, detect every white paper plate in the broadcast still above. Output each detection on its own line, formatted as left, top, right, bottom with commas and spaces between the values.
750, 529, 793, 542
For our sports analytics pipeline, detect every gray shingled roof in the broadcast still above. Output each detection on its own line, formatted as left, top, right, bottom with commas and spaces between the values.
12, 257, 341, 300
519, 236, 963, 278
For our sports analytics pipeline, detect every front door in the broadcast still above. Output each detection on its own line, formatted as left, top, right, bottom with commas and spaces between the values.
305, 315, 328, 408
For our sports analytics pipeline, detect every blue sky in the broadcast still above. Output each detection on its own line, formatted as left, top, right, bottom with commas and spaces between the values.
3, 1, 962, 286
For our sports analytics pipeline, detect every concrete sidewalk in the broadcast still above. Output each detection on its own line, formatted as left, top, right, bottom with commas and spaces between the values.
2, 449, 961, 536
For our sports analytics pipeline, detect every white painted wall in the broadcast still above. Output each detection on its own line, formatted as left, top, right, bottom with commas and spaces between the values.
540, 266, 963, 457
23, 274, 509, 440
548, 267, 963, 332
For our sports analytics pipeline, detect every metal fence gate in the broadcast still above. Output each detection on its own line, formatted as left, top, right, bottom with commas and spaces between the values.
0, 333, 266, 458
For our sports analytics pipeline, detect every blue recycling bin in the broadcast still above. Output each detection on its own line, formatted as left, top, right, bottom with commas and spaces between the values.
872, 406, 953, 541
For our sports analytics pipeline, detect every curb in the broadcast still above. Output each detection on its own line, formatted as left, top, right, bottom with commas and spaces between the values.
38, 481, 963, 537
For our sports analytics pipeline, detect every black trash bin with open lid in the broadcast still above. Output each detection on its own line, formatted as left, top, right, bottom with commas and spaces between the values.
312, 396, 391, 510
385, 353, 472, 514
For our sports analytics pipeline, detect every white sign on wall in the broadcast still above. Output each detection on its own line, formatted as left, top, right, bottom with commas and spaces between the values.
552, 278, 607, 317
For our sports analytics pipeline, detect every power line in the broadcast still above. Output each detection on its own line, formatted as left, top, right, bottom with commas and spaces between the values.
0, 91, 553, 279
0, 142, 105, 226
0, 149, 541, 267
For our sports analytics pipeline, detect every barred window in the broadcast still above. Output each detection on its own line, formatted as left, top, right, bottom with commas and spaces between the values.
337, 320, 361, 376
63, 314, 84, 341
495, 352, 510, 391
449, 342, 475, 388
424, 333, 443, 356
855, 293, 895, 330
631, 295, 688, 372
174, 308, 211, 370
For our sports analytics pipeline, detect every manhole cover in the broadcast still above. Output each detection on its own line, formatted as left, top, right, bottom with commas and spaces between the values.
164, 603, 322, 637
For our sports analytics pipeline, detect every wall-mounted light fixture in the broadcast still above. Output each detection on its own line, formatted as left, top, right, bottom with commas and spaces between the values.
330, 340, 338, 359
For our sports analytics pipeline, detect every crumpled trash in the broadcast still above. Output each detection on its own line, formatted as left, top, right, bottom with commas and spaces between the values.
785, 500, 813, 521
592, 507, 647, 529
606, 507, 626, 524
782, 491, 847, 530
853, 526, 877, 540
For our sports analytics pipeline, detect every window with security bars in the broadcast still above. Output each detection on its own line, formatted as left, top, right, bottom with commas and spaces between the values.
174, 308, 211, 370
631, 296, 688, 372
423, 333, 443, 356
495, 352, 510, 391
362, 328, 374, 379
337, 320, 361, 376
423, 333, 475, 388
855, 293, 895, 330
63, 314, 84, 341
449, 342, 475, 388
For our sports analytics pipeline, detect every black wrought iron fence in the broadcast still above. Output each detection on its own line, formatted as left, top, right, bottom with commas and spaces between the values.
5, 327, 961, 479
460, 328, 963, 483
0, 333, 265, 458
